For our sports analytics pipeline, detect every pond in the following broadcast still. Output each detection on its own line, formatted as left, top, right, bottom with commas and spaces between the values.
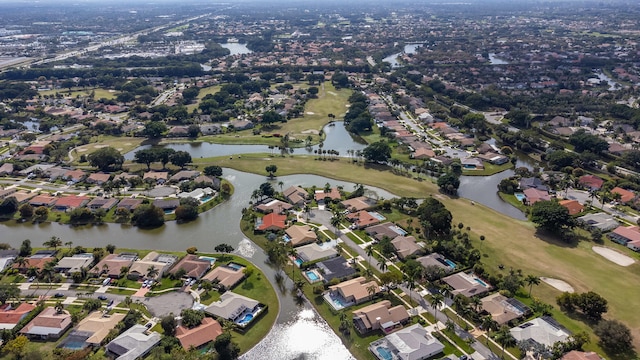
124, 122, 367, 160
382, 43, 423, 68
219, 42, 253, 56
488, 53, 509, 65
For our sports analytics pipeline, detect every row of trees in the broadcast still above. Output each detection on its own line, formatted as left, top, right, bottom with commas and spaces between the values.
134, 147, 192, 170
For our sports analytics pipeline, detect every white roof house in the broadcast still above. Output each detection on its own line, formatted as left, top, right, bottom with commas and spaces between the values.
510, 316, 571, 347
370, 324, 444, 360
105, 324, 161, 360
177, 187, 215, 200
54, 253, 94, 274
204, 291, 259, 320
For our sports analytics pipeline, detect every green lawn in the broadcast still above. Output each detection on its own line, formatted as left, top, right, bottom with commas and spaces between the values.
462, 162, 514, 176
73, 136, 144, 161
38, 87, 118, 100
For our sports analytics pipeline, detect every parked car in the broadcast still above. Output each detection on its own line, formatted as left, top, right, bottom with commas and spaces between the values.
98, 295, 108, 301
28, 276, 35, 282
145, 322, 153, 329
54, 293, 64, 298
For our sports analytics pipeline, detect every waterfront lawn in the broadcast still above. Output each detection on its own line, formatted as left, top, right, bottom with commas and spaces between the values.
73, 135, 144, 160
462, 162, 513, 176
497, 192, 527, 213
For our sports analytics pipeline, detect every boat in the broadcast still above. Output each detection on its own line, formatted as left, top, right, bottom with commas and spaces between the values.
226, 37, 239, 43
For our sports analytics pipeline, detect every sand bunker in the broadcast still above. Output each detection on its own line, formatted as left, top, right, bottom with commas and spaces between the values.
301, 129, 319, 135
93, 144, 108, 148
540, 277, 574, 293
76, 148, 88, 152
592, 246, 635, 267
328, 91, 337, 96
305, 112, 315, 115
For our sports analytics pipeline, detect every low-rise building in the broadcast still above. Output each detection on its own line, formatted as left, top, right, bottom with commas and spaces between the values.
370, 324, 444, 360
327, 277, 379, 308
0, 303, 36, 330
285, 224, 317, 247
296, 243, 338, 263
480, 293, 530, 325
578, 213, 619, 231
19, 306, 72, 340
62, 311, 126, 348
169, 255, 211, 279
346, 210, 382, 229
53, 195, 90, 211
341, 196, 377, 212
283, 186, 308, 206
204, 292, 263, 325
352, 300, 410, 334
316, 256, 356, 283
255, 198, 293, 214
391, 235, 421, 259
127, 252, 177, 280
202, 264, 245, 289
510, 316, 570, 347
255, 213, 287, 232
54, 253, 94, 274
86, 197, 119, 211
558, 199, 584, 216
105, 324, 161, 360
175, 317, 223, 350
442, 272, 491, 298
91, 253, 137, 278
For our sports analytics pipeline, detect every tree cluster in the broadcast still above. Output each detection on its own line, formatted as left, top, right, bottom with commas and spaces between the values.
556, 291, 608, 321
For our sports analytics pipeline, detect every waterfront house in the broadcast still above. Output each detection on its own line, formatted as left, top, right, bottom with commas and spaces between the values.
316, 256, 356, 283
283, 186, 308, 206
175, 317, 223, 350
169, 170, 200, 183
352, 300, 410, 334
0, 303, 36, 330
255, 213, 287, 232
53, 195, 90, 211
296, 243, 338, 263
328, 277, 380, 306
202, 264, 245, 289
19, 306, 72, 340
152, 199, 180, 211
204, 292, 262, 323
523, 188, 551, 205
169, 255, 211, 280
519, 177, 547, 191
510, 316, 570, 347
87, 197, 119, 211
105, 324, 161, 360
91, 253, 137, 278
369, 324, 445, 360
346, 211, 381, 229
127, 252, 177, 280
391, 235, 422, 259
14, 255, 56, 273
341, 196, 377, 212
314, 187, 341, 202
29, 194, 57, 207
255, 198, 293, 214
558, 199, 584, 215
116, 198, 143, 211
285, 224, 317, 247
54, 253, 94, 275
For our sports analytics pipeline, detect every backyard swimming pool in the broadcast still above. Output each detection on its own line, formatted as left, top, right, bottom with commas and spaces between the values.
369, 212, 386, 221
237, 313, 254, 325
514, 193, 525, 201
306, 271, 320, 281
198, 256, 217, 265
294, 258, 303, 267
376, 346, 393, 360
227, 262, 243, 271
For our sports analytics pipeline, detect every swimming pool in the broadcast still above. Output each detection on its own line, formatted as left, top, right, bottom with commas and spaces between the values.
376, 346, 393, 360
200, 195, 213, 203
391, 225, 407, 236
514, 193, 526, 201
369, 212, 386, 221
475, 278, 488, 287
294, 258, 303, 267
306, 271, 320, 281
237, 313, 254, 325
227, 262, 243, 271
283, 234, 291, 243
444, 259, 456, 268
198, 256, 217, 265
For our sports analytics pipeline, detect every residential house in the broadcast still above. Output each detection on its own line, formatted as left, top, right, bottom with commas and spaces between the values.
127, 252, 177, 280
411, 147, 436, 160
391, 236, 422, 259
62, 311, 126, 348
370, 324, 444, 360
255, 199, 293, 214
480, 293, 531, 325
442, 272, 491, 298
169, 255, 211, 280
341, 196, 377, 212
53, 195, 90, 211
561, 351, 604, 360
204, 292, 262, 323
200, 124, 222, 135
10, 191, 35, 204
608, 226, 640, 251
461, 157, 484, 170
559, 200, 584, 216
578, 175, 604, 191
283, 186, 308, 206
416, 253, 456, 273
230, 120, 254, 131
285, 224, 317, 247
477, 152, 509, 165
153, 199, 180, 211
143, 171, 169, 185
510, 316, 570, 347
316, 256, 356, 282
14, 255, 56, 273
169, 170, 200, 183
577, 213, 619, 232
178, 187, 215, 201
0, 163, 14, 175
346, 211, 381, 229
19, 306, 72, 340
352, 300, 410, 334
202, 264, 245, 289
296, 243, 338, 263
63, 169, 86, 183
175, 317, 223, 350
105, 324, 161, 360
113, 173, 141, 186
519, 177, 547, 191
255, 213, 287, 232
116, 198, 143, 211
365, 222, 406, 241
54, 253, 94, 275
611, 187, 635, 204
0, 252, 16, 273
91, 253, 137, 278
0, 303, 36, 330
87, 197, 119, 211
314, 188, 341, 202
0, 188, 17, 200
327, 277, 380, 307
29, 194, 57, 207
523, 188, 551, 205
193, 175, 220, 190
86, 173, 111, 185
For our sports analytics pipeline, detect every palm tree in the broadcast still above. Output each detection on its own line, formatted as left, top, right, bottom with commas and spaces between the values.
288, 246, 298, 285
14, 257, 28, 270
123, 296, 132, 309
119, 266, 130, 279
278, 181, 284, 192
403, 272, 417, 307
495, 325, 517, 359
365, 245, 374, 271
330, 211, 344, 236
377, 255, 388, 272
481, 315, 498, 345
146, 265, 159, 279
471, 296, 482, 313
525, 275, 541, 298
430, 293, 445, 329
366, 284, 377, 301
44, 236, 62, 250
54, 301, 64, 314
65, 241, 73, 250
102, 264, 110, 276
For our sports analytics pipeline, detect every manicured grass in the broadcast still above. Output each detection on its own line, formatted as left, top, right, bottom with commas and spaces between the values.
442, 328, 475, 354
73, 135, 144, 160
497, 192, 527, 212
106, 288, 137, 295
38, 87, 119, 100
433, 332, 463, 357
346, 232, 365, 244
462, 162, 513, 176
199, 289, 222, 305
186, 85, 221, 112
210, 153, 640, 351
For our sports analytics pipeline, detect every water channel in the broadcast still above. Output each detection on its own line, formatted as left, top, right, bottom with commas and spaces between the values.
124, 122, 367, 160
382, 43, 423, 68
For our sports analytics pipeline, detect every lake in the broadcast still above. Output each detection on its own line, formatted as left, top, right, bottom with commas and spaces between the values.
220, 42, 253, 56
488, 53, 509, 65
382, 43, 423, 68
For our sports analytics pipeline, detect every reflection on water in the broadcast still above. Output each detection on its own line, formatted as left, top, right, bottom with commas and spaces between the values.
241, 308, 355, 360
235, 238, 256, 258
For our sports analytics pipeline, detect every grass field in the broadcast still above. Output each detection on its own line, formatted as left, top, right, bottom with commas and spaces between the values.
202, 153, 640, 355
38, 87, 118, 100
186, 85, 221, 112
73, 136, 144, 162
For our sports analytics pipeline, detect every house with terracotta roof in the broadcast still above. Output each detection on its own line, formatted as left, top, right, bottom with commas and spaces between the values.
608, 225, 640, 251
19, 306, 72, 339
559, 199, 584, 215
0, 303, 37, 330
14, 256, 56, 273
391, 235, 422, 259
283, 186, 308, 206
480, 293, 530, 325
443, 272, 492, 298
63, 169, 86, 183
411, 147, 436, 160
352, 300, 410, 334
561, 351, 604, 360
175, 317, 223, 350
611, 187, 635, 204
314, 187, 341, 202
578, 175, 604, 190
202, 264, 245, 289
29, 194, 57, 207
169, 255, 211, 279
285, 224, 317, 247
523, 188, 551, 205
346, 210, 381, 229
11, 191, 35, 204
53, 195, 90, 211
255, 212, 287, 231
341, 197, 378, 213
0, 163, 14, 175
86, 173, 111, 185
143, 171, 169, 184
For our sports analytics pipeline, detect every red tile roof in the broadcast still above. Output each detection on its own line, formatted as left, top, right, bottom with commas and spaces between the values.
175, 317, 223, 350
54, 195, 90, 209
578, 175, 604, 190
558, 199, 584, 215
257, 213, 286, 231
611, 187, 635, 203
0, 303, 36, 326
